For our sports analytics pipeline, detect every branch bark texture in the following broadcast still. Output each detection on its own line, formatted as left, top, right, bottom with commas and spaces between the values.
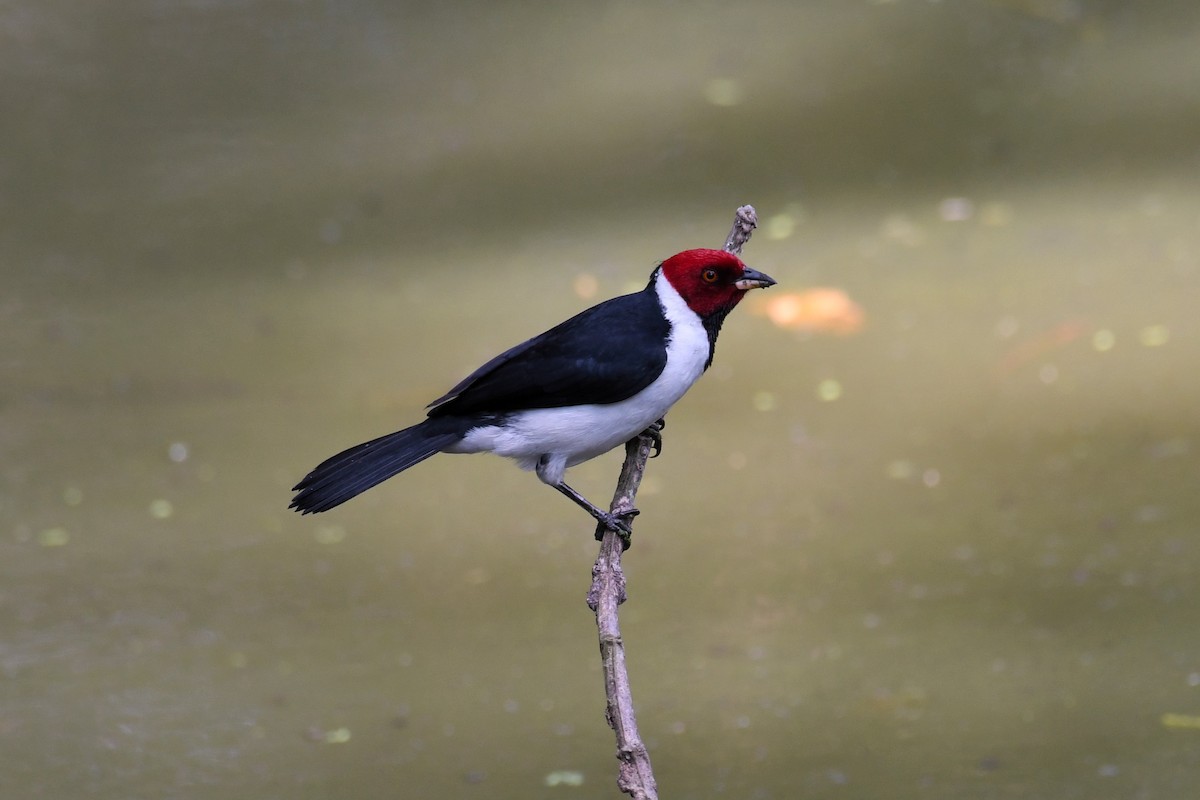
587, 205, 758, 799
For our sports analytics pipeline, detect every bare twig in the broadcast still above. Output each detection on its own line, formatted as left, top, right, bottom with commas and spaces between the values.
587, 205, 757, 799
723, 205, 758, 255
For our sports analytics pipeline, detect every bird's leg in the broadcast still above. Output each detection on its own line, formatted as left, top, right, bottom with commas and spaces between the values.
553, 481, 638, 546
638, 417, 666, 458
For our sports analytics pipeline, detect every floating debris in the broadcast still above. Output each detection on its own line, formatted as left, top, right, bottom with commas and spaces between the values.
572, 273, 598, 299
1162, 713, 1200, 730
765, 203, 808, 241
760, 289, 865, 335
149, 499, 174, 519
314, 525, 347, 544
38, 527, 70, 547
544, 770, 585, 787
1139, 325, 1169, 347
938, 197, 975, 222
703, 78, 743, 107
816, 379, 843, 402
324, 727, 352, 744
752, 391, 777, 412
1091, 329, 1115, 352
980, 202, 1014, 227
993, 319, 1088, 378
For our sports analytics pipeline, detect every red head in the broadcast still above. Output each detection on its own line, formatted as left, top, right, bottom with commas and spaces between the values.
659, 248, 776, 318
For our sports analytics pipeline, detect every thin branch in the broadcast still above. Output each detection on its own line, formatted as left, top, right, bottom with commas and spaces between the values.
587, 205, 758, 800
586, 434, 658, 799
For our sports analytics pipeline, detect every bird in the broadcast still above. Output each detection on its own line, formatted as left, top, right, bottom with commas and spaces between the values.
289, 248, 775, 539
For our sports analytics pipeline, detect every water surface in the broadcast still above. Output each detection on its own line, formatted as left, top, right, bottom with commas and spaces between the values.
3, 2, 1199, 798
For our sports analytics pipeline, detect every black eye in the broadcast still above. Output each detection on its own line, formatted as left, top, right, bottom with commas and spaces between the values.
702, 268, 719, 283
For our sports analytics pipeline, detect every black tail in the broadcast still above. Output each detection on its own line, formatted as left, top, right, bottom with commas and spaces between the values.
290, 419, 464, 514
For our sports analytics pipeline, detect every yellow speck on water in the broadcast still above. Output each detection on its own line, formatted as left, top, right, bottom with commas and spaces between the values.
764, 204, 807, 240
817, 379, 842, 402
544, 770, 585, 787
752, 391, 777, 412
38, 527, 70, 547
1162, 713, 1200, 730
765, 214, 795, 240
149, 499, 174, 519
324, 727, 352, 744
703, 77, 743, 107
1139, 325, 1169, 347
979, 202, 1013, 227
63, 486, 83, 506
315, 525, 346, 544
1091, 329, 1116, 352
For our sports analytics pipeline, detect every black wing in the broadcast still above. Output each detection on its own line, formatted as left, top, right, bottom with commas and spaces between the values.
427, 283, 670, 417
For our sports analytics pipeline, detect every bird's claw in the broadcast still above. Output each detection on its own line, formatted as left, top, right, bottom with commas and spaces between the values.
642, 418, 666, 458
595, 507, 640, 550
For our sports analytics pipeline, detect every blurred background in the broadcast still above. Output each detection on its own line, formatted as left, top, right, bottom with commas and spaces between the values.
3, 1, 1199, 798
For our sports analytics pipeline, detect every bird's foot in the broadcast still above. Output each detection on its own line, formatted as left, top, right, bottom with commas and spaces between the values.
553, 481, 639, 549
595, 507, 640, 550
640, 417, 666, 458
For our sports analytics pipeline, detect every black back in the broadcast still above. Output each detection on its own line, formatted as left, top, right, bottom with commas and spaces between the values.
427, 281, 670, 417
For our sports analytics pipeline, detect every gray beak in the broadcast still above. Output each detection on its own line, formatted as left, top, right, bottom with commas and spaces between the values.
734, 267, 777, 291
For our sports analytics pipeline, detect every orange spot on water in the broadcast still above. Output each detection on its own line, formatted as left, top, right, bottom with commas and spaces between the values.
993, 319, 1090, 378
758, 289, 865, 335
